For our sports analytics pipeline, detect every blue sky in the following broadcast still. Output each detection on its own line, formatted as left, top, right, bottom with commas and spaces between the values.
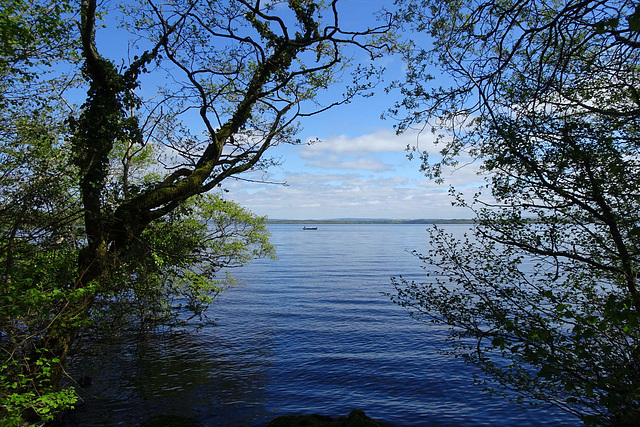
95, 0, 486, 220
220, 54, 487, 220
224, 124, 485, 219
217, 2, 485, 220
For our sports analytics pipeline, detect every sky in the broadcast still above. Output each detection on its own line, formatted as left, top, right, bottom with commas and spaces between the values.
96, 0, 487, 220
215, 2, 486, 220
223, 102, 486, 220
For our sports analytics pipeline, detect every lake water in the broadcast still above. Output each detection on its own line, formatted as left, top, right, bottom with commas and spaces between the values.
65, 224, 581, 426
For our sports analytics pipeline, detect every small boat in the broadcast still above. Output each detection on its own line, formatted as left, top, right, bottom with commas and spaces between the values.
303, 226, 318, 230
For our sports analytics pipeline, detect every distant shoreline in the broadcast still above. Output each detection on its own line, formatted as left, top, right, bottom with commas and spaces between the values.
267, 219, 475, 225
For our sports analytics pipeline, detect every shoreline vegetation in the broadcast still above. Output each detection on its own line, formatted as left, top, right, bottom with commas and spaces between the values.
268, 219, 475, 225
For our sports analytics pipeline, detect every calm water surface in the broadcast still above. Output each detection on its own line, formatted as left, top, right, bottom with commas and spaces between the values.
65, 224, 581, 426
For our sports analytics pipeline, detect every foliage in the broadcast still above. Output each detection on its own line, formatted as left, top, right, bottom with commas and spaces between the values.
1, 0, 393, 424
0, 353, 77, 426
391, 0, 640, 424
0, 0, 76, 89
98, 193, 276, 330
0, 114, 87, 422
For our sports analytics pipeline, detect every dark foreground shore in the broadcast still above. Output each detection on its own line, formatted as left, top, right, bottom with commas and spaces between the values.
266, 409, 389, 426
136, 409, 388, 427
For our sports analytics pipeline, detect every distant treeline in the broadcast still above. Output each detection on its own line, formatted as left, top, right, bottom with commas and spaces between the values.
267, 219, 475, 224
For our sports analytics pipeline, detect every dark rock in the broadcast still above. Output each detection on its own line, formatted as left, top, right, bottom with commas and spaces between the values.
140, 414, 203, 427
266, 409, 389, 427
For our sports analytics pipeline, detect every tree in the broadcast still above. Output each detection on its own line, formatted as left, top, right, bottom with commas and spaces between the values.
0, 2, 82, 421
390, 0, 640, 424
97, 193, 276, 332
0, 0, 393, 423
0, 115, 82, 426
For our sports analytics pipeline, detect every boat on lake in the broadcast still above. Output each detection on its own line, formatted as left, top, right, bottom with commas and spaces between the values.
303, 226, 318, 230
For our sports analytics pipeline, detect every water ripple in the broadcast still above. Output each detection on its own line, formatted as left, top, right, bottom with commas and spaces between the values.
66, 225, 581, 426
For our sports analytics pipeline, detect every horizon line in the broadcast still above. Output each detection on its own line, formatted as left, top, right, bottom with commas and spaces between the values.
266, 218, 475, 224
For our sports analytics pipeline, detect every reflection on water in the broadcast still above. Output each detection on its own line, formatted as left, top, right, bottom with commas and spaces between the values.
64, 225, 581, 426
66, 328, 275, 426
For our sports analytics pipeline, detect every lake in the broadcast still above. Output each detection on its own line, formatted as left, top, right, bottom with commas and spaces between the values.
64, 224, 580, 426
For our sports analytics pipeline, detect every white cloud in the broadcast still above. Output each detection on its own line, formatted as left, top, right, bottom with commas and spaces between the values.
301, 127, 437, 157
284, 173, 360, 184
306, 155, 392, 171
218, 125, 481, 220
415, 160, 487, 188
226, 166, 475, 220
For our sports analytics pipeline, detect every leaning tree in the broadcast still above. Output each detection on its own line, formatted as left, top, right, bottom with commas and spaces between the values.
0, 0, 394, 423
